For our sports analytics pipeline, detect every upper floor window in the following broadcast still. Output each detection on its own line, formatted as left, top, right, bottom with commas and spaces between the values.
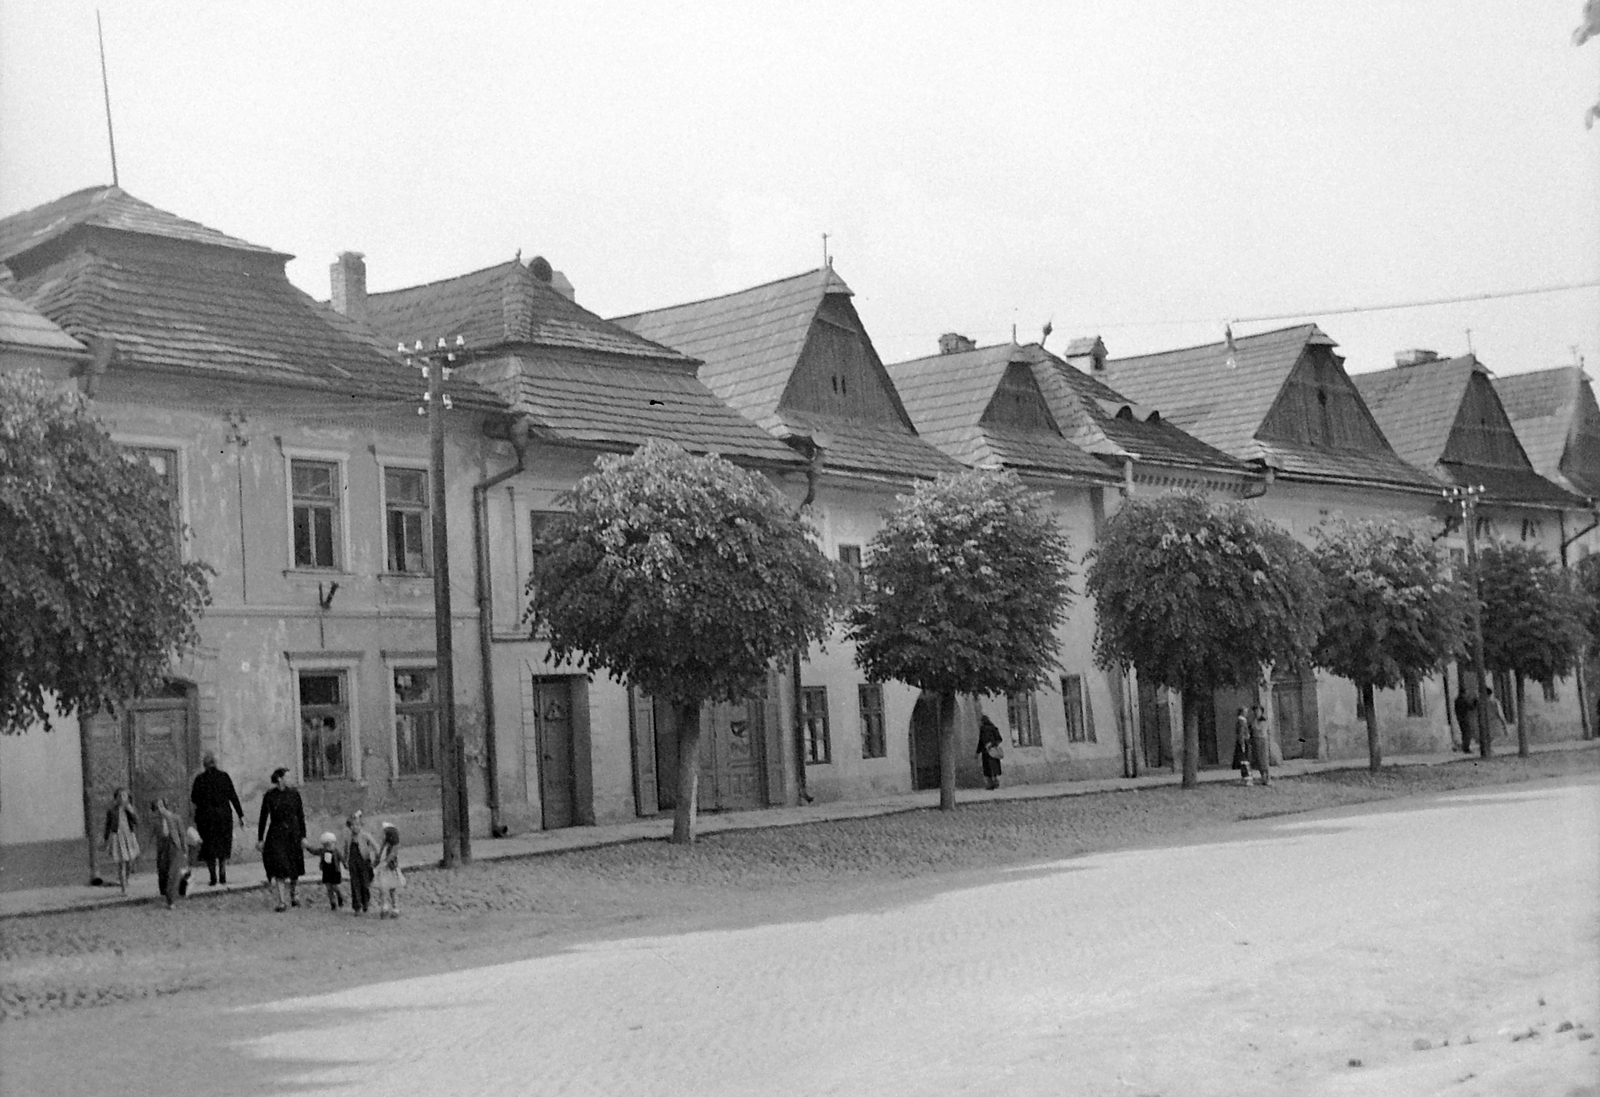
384, 467, 429, 573
1521, 518, 1542, 543
291, 459, 341, 570
838, 544, 863, 603
126, 446, 181, 550
1007, 691, 1042, 747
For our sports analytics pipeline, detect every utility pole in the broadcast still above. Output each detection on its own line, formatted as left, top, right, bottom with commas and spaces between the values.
1446, 484, 1492, 758
404, 337, 471, 866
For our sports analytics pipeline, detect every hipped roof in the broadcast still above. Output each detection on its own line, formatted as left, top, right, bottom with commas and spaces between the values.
1494, 366, 1596, 495
0, 185, 284, 264
0, 284, 86, 357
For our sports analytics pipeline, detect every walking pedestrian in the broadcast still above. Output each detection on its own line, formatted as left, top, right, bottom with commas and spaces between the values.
150, 798, 189, 908
190, 752, 245, 886
1250, 706, 1271, 786
374, 823, 404, 919
1485, 687, 1509, 742
102, 787, 140, 895
976, 715, 1004, 791
256, 767, 306, 913
1232, 708, 1252, 784
345, 811, 378, 916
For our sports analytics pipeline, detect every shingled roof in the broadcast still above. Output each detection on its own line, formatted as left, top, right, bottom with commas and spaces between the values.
0, 284, 85, 358
885, 342, 1118, 481
1104, 324, 1436, 491
1353, 355, 1583, 509
1494, 367, 1600, 498
614, 268, 962, 480
0, 185, 284, 265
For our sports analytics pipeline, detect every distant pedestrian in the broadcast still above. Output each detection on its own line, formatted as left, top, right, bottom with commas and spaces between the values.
1232, 708, 1252, 784
190, 752, 245, 886
1485, 687, 1509, 742
305, 832, 345, 911
345, 812, 378, 916
102, 787, 140, 895
1251, 706, 1271, 786
374, 823, 404, 919
976, 716, 1004, 791
1454, 689, 1479, 753
257, 767, 306, 913
150, 798, 189, 908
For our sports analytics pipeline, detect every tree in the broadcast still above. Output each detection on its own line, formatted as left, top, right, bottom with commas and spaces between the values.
1086, 492, 1325, 788
1311, 520, 1466, 771
847, 469, 1074, 811
524, 439, 836, 843
1478, 541, 1591, 757
1, 370, 212, 732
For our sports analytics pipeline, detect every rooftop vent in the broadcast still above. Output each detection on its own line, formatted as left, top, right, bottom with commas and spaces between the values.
939, 332, 976, 355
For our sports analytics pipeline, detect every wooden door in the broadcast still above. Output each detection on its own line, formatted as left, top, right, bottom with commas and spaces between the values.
1137, 678, 1171, 769
909, 693, 941, 791
718, 687, 767, 810
532, 678, 575, 829
128, 696, 193, 835
1272, 669, 1319, 759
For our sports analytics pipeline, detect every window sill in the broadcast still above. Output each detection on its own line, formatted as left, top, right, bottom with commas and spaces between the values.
283, 568, 352, 579
378, 571, 434, 581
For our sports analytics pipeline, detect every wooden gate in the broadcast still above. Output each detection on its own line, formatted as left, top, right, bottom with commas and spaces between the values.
127, 686, 195, 835
909, 692, 941, 791
1137, 678, 1172, 769
1272, 667, 1320, 759
531, 678, 575, 829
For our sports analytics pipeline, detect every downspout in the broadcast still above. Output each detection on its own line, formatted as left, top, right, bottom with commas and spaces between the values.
792, 437, 826, 804
473, 418, 531, 836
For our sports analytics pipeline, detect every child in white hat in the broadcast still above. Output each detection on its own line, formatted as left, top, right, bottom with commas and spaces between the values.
313, 831, 345, 911
374, 823, 404, 919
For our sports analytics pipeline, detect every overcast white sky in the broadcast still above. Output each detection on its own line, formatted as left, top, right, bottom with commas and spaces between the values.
3, 1, 1597, 379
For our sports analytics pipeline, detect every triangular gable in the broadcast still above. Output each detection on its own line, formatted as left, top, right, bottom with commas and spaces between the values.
1496, 367, 1600, 498
782, 293, 919, 433
1259, 346, 1400, 456
979, 360, 1060, 433
1443, 367, 1538, 470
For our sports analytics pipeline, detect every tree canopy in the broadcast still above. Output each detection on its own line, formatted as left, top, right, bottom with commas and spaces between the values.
1311, 519, 1465, 769
847, 468, 1074, 808
524, 438, 837, 840
1085, 492, 1324, 786
1, 370, 212, 732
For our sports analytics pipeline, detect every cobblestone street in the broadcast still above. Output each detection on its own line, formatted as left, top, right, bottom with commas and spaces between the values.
2, 755, 1597, 1096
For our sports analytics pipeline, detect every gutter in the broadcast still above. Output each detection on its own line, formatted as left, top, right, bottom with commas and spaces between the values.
473, 417, 531, 837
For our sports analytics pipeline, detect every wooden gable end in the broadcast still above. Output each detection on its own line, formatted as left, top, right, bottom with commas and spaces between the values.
980, 361, 1060, 433
1561, 381, 1600, 494
781, 294, 911, 426
1257, 345, 1392, 452
1443, 372, 1531, 469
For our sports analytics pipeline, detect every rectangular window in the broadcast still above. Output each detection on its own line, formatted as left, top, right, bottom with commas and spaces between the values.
801, 686, 831, 764
385, 468, 429, 573
1007, 691, 1042, 747
1542, 679, 1559, 703
299, 671, 349, 780
858, 683, 886, 759
393, 667, 438, 775
291, 459, 340, 569
1061, 675, 1095, 743
1404, 677, 1425, 718
1521, 518, 1542, 542
127, 446, 182, 549
838, 544, 863, 603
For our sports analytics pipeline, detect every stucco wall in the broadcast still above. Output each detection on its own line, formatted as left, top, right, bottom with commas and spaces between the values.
0, 712, 84, 845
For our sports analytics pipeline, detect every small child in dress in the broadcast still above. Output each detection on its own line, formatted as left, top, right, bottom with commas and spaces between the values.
374, 822, 404, 919
304, 831, 345, 910
345, 811, 378, 916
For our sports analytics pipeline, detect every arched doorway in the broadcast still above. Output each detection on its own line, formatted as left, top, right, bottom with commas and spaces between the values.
909, 692, 942, 791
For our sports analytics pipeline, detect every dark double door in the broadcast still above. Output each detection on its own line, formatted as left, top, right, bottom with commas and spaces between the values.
642, 685, 771, 815
531, 678, 576, 829
128, 689, 196, 836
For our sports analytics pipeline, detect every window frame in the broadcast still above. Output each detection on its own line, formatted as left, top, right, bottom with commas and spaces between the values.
837, 544, 863, 603
380, 464, 431, 575
287, 657, 362, 783
1007, 691, 1042, 747
112, 434, 189, 558
388, 661, 440, 778
858, 683, 886, 759
801, 685, 832, 765
1404, 676, 1425, 718
1061, 674, 1095, 743
283, 449, 351, 572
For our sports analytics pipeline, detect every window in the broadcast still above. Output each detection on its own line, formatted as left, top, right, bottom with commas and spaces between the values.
1061, 675, 1096, 743
838, 544, 863, 603
858, 683, 886, 759
1542, 679, 1559, 704
1007, 692, 1042, 747
126, 446, 182, 548
291, 459, 341, 569
801, 686, 831, 764
1521, 518, 1543, 542
393, 667, 438, 775
299, 671, 349, 780
1474, 515, 1496, 541
385, 468, 429, 573
1405, 676, 1425, 718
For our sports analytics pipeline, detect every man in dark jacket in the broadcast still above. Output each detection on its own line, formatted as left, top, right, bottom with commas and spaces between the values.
190, 752, 245, 885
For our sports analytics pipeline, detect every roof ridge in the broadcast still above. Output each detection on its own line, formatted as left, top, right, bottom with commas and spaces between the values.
612, 266, 845, 322
366, 257, 523, 299
1107, 322, 1320, 364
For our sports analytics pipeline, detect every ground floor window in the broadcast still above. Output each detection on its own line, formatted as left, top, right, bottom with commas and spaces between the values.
299, 671, 349, 779
858, 683, 886, 759
1007, 691, 1042, 747
393, 667, 438, 775
1542, 679, 1559, 703
1404, 676, 1425, 718
1061, 675, 1095, 743
801, 686, 831, 764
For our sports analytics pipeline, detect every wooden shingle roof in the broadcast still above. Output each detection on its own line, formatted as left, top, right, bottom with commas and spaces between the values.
885, 342, 1118, 481
0, 185, 284, 265
0, 284, 85, 357
1494, 367, 1597, 495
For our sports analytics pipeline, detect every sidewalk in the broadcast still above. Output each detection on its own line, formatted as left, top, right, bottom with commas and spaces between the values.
5, 739, 1593, 919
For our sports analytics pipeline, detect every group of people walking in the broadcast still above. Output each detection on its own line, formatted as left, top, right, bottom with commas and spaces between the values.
101, 757, 404, 916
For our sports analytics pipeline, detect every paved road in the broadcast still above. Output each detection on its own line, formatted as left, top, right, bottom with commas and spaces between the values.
6, 777, 1597, 1096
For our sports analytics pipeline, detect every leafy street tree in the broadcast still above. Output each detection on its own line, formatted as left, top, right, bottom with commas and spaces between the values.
1478, 541, 1591, 757
848, 469, 1074, 811
524, 439, 837, 843
1086, 492, 1325, 788
1, 370, 212, 733
1311, 520, 1466, 771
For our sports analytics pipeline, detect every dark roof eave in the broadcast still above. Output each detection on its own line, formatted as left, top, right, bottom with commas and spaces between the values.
521, 426, 805, 470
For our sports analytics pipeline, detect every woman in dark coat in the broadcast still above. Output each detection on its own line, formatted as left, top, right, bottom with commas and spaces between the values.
190, 752, 245, 886
256, 767, 306, 912
976, 715, 1004, 791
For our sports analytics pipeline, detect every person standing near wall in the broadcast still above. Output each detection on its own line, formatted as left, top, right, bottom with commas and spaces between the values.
1250, 705, 1271, 786
190, 752, 245, 886
257, 767, 306, 913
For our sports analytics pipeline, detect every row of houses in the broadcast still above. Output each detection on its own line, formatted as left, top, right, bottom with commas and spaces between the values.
2, 184, 1596, 890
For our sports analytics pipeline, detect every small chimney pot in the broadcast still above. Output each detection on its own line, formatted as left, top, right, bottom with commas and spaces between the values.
938, 332, 976, 355
329, 251, 368, 322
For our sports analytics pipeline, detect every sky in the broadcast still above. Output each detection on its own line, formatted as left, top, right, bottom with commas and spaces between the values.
2, 1, 1597, 380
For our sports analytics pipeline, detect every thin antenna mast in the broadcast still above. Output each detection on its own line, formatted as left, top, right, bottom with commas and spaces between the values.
97, 10, 119, 187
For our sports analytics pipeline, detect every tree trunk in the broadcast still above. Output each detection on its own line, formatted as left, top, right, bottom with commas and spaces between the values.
1362, 682, 1381, 771
1515, 673, 1529, 758
1180, 689, 1199, 789
938, 690, 958, 811
670, 701, 704, 844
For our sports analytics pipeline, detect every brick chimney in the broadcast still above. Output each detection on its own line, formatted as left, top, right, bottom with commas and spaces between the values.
329, 252, 368, 322
939, 332, 976, 355
1394, 349, 1441, 367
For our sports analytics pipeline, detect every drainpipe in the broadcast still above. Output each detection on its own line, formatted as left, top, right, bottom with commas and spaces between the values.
473, 418, 530, 836
790, 435, 826, 804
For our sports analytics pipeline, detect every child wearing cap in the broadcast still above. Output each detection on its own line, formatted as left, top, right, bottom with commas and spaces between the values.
374, 822, 404, 919
305, 831, 345, 911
